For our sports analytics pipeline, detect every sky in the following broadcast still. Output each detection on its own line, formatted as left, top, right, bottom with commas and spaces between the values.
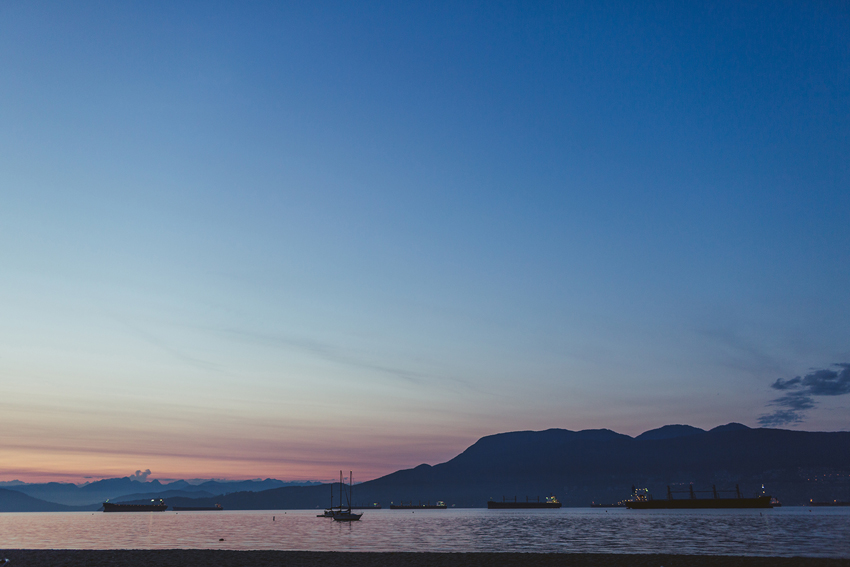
1, 1, 848, 484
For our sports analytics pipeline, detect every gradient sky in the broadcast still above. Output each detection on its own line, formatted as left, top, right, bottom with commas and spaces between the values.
1, 1, 848, 483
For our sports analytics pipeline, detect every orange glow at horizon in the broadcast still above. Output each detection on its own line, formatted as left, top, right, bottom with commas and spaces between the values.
0, 428, 480, 484
0, 448, 450, 485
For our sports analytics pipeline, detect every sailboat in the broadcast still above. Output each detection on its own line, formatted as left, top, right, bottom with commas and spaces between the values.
318, 471, 345, 518
333, 470, 362, 522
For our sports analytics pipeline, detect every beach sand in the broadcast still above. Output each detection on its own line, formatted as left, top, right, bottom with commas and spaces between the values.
2, 551, 849, 567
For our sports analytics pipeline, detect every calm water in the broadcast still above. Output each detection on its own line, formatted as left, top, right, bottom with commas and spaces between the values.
1, 507, 848, 557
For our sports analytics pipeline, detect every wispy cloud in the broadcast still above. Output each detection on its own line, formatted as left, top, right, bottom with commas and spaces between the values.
759, 363, 850, 426
115, 316, 223, 373
222, 328, 429, 385
758, 409, 804, 427
697, 327, 788, 379
219, 327, 486, 395
770, 391, 816, 411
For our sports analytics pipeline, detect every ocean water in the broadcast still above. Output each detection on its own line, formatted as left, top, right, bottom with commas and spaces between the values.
0, 507, 848, 557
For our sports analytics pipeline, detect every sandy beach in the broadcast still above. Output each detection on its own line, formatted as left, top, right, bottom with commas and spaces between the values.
3, 551, 849, 567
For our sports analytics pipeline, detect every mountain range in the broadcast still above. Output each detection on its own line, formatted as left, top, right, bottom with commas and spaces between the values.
0, 478, 318, 510
2, 423, 848, 511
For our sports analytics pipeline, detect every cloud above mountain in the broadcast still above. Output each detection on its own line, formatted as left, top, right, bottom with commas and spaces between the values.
130, 469, 152, 482
759, 364, 850, 426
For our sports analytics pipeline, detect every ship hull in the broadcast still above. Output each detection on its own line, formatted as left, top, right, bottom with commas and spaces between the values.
625, 496, 772, 509
487, 501, 561, 509
102, 502, 168, 512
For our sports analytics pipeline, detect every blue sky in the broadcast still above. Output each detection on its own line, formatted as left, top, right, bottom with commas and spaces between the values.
1, 1, 848, 482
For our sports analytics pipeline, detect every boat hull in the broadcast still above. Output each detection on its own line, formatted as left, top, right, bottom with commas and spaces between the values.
625, 496, 773, 509
487, 501, 561, 509
103, 502, 168, 512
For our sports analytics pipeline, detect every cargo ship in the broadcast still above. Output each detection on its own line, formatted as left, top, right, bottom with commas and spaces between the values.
172, 504, 223, 511
625, 485, 773, 509
487, 496, 561, 509
351, 503, 382, 509
390, 501, 447, 509
102, 499, 168, 512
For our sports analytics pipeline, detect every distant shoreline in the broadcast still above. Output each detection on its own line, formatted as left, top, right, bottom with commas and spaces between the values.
3, 550, 849, 567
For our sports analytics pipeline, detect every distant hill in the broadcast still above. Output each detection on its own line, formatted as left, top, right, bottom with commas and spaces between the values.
5, 425, 849, 512
0, 488, 99, 512
709, 423, 750, 434
163, 424, 850, 509
111, 489, 217, 502
6, 477, 320, 508
634, 424, 705, 441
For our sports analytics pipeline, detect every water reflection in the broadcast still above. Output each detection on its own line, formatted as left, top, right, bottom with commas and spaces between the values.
0, 508, 847, 558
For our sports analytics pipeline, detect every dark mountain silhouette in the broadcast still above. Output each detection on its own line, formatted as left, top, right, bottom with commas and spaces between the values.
8, 477, 316, 507
156, 485, 330, 510
0, 488, 99, 512
111, 489, 217, 502
159, 424, 850, 509
709, 423, 750, 434
10, 478, 186, 506
634, 424, 705, 440
194, 479, 317, 494
5, 424, 849, 511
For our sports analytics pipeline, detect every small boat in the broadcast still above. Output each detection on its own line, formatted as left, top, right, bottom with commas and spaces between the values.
103, 499, 168, 512
318, 481, 336, 517
333, 510, 363, 521
172, 504, 223, 511
332, 470, 362, 522
318, 472, 345, 518
487, 495, 561, 509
